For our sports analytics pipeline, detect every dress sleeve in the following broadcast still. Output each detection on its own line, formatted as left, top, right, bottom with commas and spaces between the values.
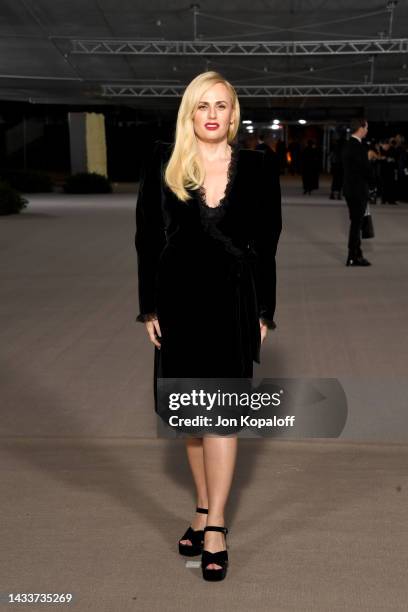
251, 150, 282, 328
134, 140, 167, 323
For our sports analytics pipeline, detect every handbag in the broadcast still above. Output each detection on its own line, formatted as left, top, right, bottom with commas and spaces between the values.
361, 203, 375, 239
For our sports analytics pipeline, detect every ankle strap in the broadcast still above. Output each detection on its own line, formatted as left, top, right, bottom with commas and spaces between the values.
196, 506, 208, 514
204, 525, 228, 535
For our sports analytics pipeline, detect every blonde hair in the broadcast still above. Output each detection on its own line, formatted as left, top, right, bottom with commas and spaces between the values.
164, 71, 240, 202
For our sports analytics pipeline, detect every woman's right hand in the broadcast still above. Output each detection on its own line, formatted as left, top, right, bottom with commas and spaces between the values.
146, 318, 162, 349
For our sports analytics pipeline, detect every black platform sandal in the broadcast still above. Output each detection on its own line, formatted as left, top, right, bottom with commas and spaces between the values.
201, 525, 229, 581
178, 506, 208, 557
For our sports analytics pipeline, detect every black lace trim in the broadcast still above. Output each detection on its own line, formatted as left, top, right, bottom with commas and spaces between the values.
196, 142, 240, 210
136, 312, 158, 323
195, 144, 247, 260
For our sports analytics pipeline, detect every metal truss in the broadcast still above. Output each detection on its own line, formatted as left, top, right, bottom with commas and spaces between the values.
72, 38, 408, 56
101, 83, 408, 98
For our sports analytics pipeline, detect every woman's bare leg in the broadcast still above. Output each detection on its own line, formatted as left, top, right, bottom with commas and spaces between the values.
203, 435, 238, 569
179, 437, 208, 546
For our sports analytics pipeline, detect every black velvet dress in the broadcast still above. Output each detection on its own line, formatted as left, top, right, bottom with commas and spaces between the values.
135, 140, 282, 412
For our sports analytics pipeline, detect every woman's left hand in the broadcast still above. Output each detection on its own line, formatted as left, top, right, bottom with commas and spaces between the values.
260, 320, 268, 344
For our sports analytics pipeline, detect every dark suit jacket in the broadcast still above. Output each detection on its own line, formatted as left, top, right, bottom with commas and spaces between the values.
341, 137, 371, 201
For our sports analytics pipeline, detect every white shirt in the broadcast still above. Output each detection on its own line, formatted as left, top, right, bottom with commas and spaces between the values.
351, 135, 362, 143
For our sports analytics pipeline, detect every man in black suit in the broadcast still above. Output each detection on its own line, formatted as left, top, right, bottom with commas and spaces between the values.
342, 118, 371, 266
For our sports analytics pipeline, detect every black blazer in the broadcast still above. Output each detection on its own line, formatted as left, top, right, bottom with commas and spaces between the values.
341, 137, 371, 200
134, 140, 282, 366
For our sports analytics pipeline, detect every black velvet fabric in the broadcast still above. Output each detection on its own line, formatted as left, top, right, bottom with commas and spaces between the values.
135, 140, 282, 386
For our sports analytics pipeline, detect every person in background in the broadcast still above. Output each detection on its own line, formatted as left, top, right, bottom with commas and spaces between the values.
275, 138, 288, 174
256, 131, 281, 197
379, 140, 398, 205
397, 140, 408, 202
329, 138, 344, 200
256, 129, 278, 160
241, 132, 258, 150
367, 147, 381, 205
288, 140, 301, 175
301, 139, 321, 195
341, 118, 371, 267
394, 135, 407, 201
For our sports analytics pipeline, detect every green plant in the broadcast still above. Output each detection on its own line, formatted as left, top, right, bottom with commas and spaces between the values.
0, 181, 28, 215
63, 172, 112, 194
0, 169, 53, 192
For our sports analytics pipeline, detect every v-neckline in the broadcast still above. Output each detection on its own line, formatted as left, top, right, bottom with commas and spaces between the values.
197, 143, 239, 209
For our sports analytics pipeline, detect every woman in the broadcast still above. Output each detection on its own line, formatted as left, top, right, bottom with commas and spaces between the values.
135, 71, 282, 581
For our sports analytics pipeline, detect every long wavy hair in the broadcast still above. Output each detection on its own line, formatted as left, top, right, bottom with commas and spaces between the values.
164, 71, 240, 202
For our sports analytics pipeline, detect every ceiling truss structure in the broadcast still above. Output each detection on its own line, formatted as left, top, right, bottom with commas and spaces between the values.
101, 83, 408, 98
77, 34, 408, 100
71, 38, 408, 57
1, 1, 408, 109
